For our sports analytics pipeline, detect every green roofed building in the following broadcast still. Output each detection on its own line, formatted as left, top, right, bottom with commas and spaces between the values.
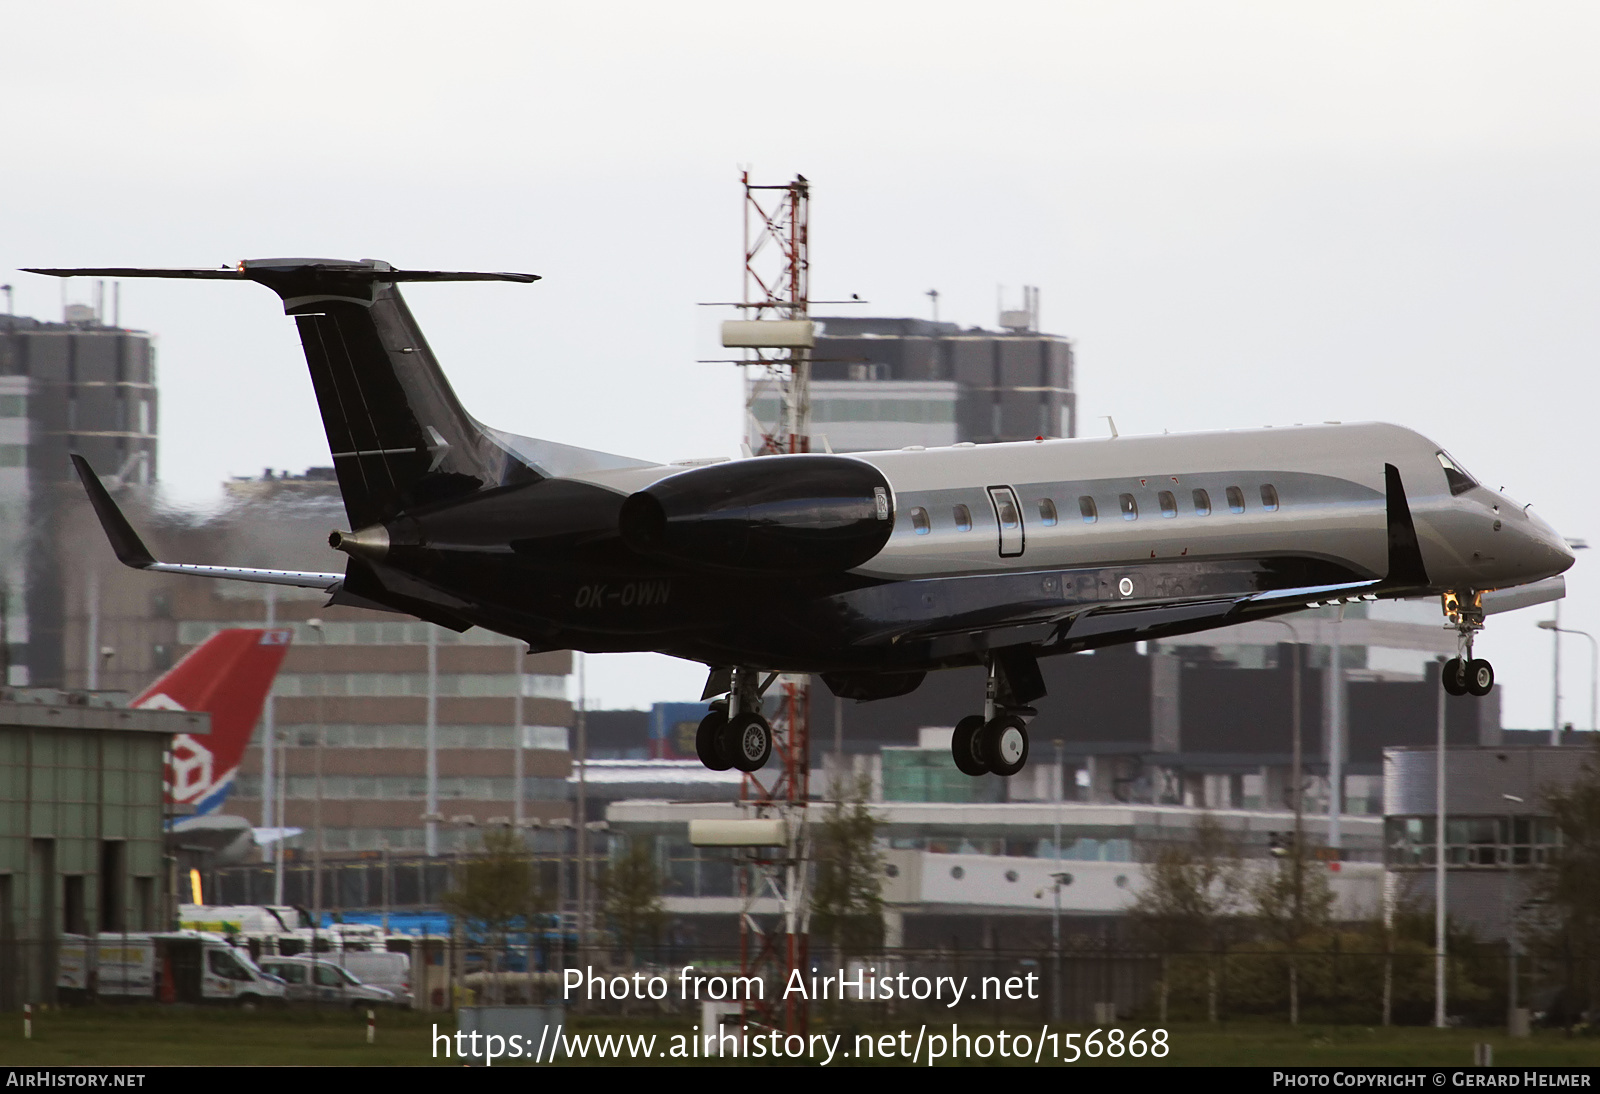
0, 693, 202, 1006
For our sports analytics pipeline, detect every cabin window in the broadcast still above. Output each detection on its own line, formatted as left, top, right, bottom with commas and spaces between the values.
1226, 486, 1245, 513
1038, 498, 1058, 526
1260, 484, 1280, 511
1192, 488, 1211, 516
910, 507, 930, 535
993, 492, 1020, 529
1119, 493, 1138, 521
953, 504, 973, 532
1078, 496, 1098, 523
1158, 491, 1177, 518
1437, 451, 1478, 496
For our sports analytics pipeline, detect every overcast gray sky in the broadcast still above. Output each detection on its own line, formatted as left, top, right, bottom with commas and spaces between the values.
4, 2, 1597, 725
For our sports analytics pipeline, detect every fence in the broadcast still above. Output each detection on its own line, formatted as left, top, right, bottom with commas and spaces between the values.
0, 932, 1568, 1028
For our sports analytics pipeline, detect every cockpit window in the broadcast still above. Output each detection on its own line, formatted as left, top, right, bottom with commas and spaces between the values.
1437, 451, 1478, 496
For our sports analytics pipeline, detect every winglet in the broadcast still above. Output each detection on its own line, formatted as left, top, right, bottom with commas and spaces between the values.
1384, 463, 1430, 588
71, 453, 156, 569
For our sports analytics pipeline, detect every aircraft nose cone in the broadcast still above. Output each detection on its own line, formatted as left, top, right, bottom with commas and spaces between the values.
1524, 512, 1576, 577
1554, 536, 1577, 573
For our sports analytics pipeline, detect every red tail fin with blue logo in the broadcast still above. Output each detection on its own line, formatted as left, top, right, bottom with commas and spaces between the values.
132, 628, 292, 815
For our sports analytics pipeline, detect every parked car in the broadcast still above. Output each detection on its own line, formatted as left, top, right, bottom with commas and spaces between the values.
255, 956, 398, 1008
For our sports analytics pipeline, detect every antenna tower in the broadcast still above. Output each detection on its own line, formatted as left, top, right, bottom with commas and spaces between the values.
730, 171, 813, 1037
739, 172, 811, 454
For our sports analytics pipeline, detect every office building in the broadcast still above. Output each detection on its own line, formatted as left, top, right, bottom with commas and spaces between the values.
0, 306, 157, 687
747, 309, 1076, 453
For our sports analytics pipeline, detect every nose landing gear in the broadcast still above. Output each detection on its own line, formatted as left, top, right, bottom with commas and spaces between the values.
1441, 591, 1495, 698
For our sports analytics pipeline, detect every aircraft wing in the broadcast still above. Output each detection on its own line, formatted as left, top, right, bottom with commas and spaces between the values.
1055, 581, 1380, 643
72, 454, 344, 592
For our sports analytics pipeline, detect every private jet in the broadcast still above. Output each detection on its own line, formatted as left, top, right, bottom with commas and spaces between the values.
31, 259, 1574, 778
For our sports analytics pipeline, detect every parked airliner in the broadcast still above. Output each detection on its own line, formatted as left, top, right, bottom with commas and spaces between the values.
30, 259, 1573, 778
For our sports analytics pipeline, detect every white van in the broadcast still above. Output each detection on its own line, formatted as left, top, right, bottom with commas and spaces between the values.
58, 931, 288, 1006
177, 904, 310, 936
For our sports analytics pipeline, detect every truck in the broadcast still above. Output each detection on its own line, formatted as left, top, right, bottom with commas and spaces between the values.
58, 930, 288, 1006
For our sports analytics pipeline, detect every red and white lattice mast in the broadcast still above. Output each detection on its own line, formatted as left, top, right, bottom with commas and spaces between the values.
720, 172, 814, 1036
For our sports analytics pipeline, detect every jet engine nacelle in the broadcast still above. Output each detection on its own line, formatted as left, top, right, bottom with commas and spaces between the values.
618, 455, 895, 573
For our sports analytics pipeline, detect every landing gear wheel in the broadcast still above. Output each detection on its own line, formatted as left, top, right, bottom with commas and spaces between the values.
695, 710, 731, 771
981, 714, 1030, 777
1441, 657, 1468, 697
720, 713, 772, 772
1467, 658, 1495, 697
951, 715, 990, 776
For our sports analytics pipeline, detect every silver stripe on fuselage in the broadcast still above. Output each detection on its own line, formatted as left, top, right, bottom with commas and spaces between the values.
561, 421, 1570, 595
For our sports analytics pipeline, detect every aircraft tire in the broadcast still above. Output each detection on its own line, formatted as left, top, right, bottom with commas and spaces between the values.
982, 715, 1029, 777
1467, 658, 1495, 697
1441, 657, 1469, 696
952, 715, 989, 776
696, 710, 732, 771
721, 713, 772, 772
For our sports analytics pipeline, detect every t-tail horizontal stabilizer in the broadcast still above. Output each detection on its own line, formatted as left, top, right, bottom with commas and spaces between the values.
24, 262, 540, 285
71, 453, 345, 592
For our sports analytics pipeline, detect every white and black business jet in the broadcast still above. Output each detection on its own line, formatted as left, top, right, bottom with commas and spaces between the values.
31, 259, 1575, 779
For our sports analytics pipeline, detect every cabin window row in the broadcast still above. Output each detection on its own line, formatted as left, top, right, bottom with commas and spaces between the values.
1076, 484, 1279, 524
908, 483, 1281, 534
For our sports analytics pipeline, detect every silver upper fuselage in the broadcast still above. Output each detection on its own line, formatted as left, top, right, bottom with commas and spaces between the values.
565, 421, 1570, 596
840, 421, 1570, 592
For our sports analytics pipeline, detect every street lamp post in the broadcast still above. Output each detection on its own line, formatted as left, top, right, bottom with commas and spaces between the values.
1053, 739, 1064, 1022
1435, 655, 1448, 1029
1048, 871, 1071, 1023
426, 625, 438, 856
574, 653, 588, 963
1540, 540, 1591, 745
512, 641, 525, 827
1258, 619, 1306, 888
308, 617, 326, 967
1502, 792, 1526, 1030
1536, 620, 1597, 735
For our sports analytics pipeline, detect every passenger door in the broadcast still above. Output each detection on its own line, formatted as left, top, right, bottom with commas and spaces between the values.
987, 486, 1025, 558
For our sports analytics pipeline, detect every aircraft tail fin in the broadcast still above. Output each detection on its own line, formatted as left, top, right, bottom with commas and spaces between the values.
32, 260, 544, 528
134, 628, 292, 817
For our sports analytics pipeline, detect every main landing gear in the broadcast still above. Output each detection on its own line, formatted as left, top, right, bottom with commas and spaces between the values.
1440, 591, 1495, 698
695, 667, 775, 773
950, 653, 1040, 778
